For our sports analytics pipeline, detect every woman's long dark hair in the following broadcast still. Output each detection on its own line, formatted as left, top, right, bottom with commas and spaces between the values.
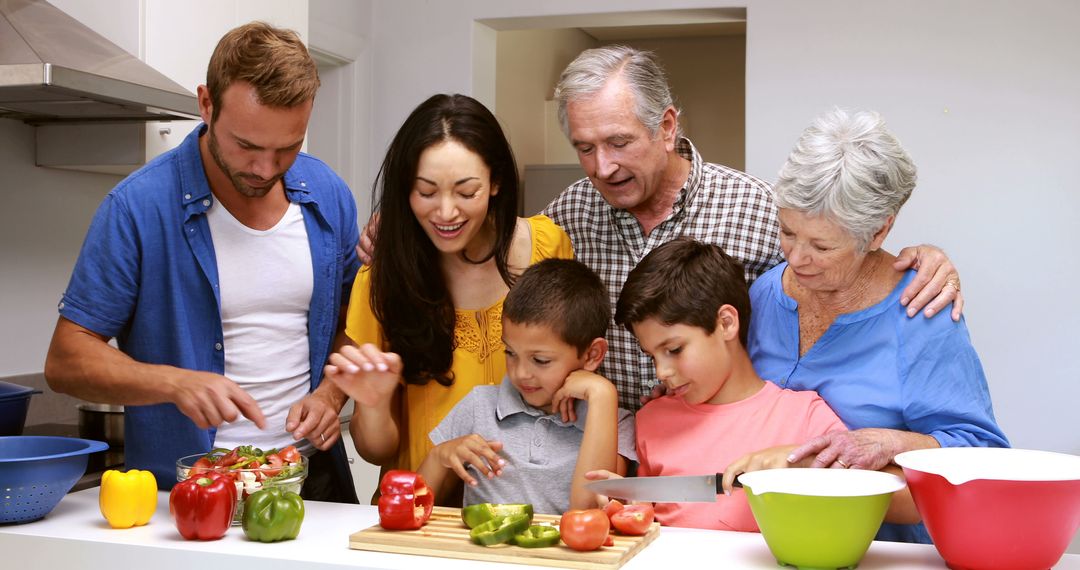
370, 94, 520, 386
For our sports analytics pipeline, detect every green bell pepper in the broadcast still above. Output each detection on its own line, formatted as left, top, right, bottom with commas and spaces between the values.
513, 524, 561, 548
461, 503, 534, 529
241, 487, 305, 542
469, 513, 532, 546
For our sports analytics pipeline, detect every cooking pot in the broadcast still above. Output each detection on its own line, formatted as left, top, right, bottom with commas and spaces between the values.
895, 447, 1080, 570
77, 403, 124, 448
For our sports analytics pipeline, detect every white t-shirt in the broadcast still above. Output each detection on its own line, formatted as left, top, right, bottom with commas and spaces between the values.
206, 199, 315, 456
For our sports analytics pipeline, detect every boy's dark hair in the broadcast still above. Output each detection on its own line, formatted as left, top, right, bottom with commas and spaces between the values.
504, 259, 611, 354
615, 238, 751, 346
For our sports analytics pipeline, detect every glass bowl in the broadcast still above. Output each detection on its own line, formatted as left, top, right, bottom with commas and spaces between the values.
176, 452, 307, 524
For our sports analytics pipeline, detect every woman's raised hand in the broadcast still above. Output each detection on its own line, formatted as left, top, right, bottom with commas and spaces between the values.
324, 343, 402, 408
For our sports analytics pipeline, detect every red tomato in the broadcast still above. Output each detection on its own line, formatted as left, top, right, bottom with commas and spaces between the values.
610, 504, 655, 536
559, 509, 610, 551
280, 445, 301, 464
603, 534, 615, 547
213, 449, 239, 468
190, 457, 214, 476
260, 453, 284, 478
603, 499, 624, 520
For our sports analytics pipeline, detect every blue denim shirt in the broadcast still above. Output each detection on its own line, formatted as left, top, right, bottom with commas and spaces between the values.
59, 124, 361, 488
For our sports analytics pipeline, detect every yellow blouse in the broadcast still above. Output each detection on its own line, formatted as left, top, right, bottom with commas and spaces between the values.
344, 215, 574, 473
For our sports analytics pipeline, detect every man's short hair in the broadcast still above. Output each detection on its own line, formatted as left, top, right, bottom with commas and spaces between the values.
615, 238, 751, 346
206, 21, 320, 121
504, 259, 611, 354
553, 45, 680, 138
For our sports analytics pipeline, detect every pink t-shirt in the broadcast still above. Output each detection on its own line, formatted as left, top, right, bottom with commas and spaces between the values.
635, 381, 846, 531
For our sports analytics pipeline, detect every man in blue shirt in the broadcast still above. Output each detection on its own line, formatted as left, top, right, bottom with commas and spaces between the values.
44, 22, 360, 503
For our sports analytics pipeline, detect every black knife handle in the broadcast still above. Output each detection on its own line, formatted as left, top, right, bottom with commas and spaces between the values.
715, 472, 743, 491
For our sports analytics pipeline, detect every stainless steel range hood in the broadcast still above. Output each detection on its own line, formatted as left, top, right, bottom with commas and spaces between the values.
0, 0, 198, 125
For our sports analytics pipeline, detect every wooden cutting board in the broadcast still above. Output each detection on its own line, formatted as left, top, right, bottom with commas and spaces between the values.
349, 506, 660, 569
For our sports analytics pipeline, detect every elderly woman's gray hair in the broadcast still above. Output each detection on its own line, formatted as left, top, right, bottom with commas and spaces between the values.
774, 109, 917, 251
554, 45, 679, 139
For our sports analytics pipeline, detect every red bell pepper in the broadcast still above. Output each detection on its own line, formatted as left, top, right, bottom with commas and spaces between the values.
169, 471, 237, 540
377, 470, 434, 530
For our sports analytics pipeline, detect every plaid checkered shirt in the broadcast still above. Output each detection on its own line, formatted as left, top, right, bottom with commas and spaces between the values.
544, 138, 784, 410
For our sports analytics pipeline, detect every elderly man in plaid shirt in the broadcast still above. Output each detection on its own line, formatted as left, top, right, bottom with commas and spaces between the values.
543, 46, 962, 410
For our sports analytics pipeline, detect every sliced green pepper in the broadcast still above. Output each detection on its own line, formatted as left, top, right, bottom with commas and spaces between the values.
461, 503, 534, 529
469, 513, 532, 546
241, 487, 305, 542
513, 525, 561, 548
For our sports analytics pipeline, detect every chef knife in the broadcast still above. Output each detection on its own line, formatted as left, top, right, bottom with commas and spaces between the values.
584, 474, 741, 503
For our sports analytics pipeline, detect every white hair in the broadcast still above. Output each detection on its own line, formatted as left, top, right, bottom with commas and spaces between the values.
553, 45, 680, 139
774, 108, 917, 250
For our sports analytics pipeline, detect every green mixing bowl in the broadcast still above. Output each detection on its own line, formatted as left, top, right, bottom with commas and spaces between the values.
738, 468, 906, 570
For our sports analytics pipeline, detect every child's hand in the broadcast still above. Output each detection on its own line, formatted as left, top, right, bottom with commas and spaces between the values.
324, 343, 402, 408
721, 444, 799, 494
552, 370, 617, 423
433, 435, 507, 487
584, 469, 622, 506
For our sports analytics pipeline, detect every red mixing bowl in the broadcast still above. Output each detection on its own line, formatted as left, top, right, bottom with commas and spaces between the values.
895, 447, 1080, 570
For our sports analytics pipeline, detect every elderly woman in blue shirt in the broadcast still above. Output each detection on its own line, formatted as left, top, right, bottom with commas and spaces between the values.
747, 109, 1009, 543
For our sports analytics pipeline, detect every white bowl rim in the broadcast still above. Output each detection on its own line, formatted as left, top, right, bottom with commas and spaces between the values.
737, 467, 906, 497
894, 447, 1080, 485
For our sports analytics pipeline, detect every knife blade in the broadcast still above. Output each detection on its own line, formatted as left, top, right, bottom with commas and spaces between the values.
584, 473, 740, 503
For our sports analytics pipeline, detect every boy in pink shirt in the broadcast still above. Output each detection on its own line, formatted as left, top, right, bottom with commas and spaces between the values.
600, 238, 847, 531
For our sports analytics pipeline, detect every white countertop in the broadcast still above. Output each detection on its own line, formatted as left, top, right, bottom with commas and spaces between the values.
2, 488, 1077, 569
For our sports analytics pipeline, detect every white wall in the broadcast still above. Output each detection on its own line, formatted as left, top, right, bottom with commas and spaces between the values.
308, 0, 375, 223
363, 0, 1080, 459
0, 121, 119, 376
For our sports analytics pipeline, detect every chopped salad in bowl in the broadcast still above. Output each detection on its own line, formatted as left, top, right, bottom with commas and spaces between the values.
176, 444, 307, 524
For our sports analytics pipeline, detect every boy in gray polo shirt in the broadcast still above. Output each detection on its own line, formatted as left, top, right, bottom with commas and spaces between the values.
419, 259, 636, 515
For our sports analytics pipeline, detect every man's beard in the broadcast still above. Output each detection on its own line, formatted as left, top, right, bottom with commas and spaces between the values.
207, 124, 284, 198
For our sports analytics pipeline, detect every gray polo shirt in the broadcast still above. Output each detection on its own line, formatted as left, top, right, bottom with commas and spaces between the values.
430, 379, 637, 515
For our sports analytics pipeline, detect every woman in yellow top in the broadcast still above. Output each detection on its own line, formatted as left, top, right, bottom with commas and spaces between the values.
324, 94, 573, 496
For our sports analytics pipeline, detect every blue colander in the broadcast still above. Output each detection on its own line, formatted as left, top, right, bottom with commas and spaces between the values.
0, 436, 108, 524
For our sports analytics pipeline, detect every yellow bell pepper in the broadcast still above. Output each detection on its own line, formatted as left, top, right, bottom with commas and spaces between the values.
99, 469, 157, 528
